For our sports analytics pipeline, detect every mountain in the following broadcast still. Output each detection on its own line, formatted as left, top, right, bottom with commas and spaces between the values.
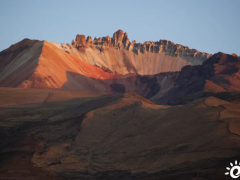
0, 33, 239, 105
0, 30, 214, 104
1, 88, 240, 179
1, 30, 240, 180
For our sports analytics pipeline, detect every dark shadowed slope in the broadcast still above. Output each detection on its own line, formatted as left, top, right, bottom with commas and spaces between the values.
1, 88, 240, 179
159, 52, 240, 105
0, 39, 43, 87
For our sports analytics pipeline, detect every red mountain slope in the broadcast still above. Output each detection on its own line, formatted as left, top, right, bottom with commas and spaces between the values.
0, 39, 119, 93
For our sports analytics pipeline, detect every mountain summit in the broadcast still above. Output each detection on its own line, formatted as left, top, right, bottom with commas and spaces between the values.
56, 30, 211, 75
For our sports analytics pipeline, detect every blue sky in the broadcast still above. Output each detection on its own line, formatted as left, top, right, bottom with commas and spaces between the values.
0, 0, 239, 55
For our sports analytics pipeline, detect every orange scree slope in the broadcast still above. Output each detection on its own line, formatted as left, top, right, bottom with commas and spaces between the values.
0, 39, 119, 91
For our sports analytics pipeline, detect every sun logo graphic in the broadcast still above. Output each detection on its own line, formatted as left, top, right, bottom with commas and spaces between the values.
225, 160, 240, 179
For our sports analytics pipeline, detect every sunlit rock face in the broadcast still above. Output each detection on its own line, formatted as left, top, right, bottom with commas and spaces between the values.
76, 34, 86, 46
56, 30, 211, 75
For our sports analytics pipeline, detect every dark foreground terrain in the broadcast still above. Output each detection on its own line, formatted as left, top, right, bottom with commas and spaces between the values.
0, 88, 240, 180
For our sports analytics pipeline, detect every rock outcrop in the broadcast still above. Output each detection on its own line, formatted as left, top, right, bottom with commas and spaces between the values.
71, 30, 211, 61
54, 30, 211, 75
75, 34, 86, 46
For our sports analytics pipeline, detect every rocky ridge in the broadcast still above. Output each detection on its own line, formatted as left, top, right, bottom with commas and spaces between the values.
73, 30, 211, 60
55, 30, 212, 75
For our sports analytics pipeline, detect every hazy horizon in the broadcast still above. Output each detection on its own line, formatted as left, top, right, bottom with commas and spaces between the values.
0, 0, 239, 55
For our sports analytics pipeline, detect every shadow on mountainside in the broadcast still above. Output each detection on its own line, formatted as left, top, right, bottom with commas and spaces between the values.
61, 71, 164, 98
0, 39, 43, 87
61, 70, 188, 105
0, 89, 122, 180
61, 70, 227, 105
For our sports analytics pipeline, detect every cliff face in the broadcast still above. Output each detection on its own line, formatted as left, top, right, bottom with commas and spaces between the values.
56, 30, 211, 75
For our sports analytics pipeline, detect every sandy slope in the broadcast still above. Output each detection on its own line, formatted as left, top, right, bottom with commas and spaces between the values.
19, 41, 119, 90
58, 44, 191, 75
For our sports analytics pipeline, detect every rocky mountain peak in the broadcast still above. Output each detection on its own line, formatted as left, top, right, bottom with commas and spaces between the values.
112, 29, 129, 47
71, 30, 211, 61
75, 34, 86, 46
